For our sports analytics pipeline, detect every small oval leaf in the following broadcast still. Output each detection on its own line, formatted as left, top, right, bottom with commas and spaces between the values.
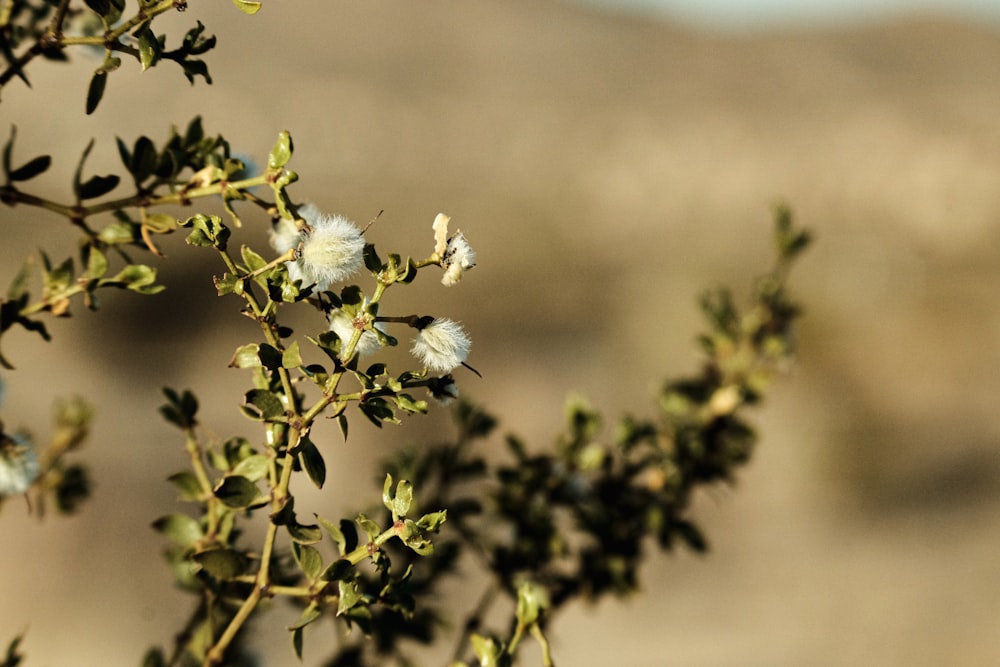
213, 475, 260, 509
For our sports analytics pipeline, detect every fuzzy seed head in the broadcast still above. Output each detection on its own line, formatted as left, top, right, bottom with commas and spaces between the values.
412, 318, 471, 374
271, 203, 365, 292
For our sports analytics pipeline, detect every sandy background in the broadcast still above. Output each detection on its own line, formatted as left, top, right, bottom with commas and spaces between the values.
2, 1, 1000, 664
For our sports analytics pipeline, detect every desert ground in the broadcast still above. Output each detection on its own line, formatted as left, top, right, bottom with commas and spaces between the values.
2, 1, 1000, 664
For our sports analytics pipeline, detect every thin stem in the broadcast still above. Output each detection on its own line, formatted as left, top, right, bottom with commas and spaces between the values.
530, 624, 555, 667
45, 0, 71, 35
106, 0, 176, 42
0, 175, 271, 225
452, 583, 499, 663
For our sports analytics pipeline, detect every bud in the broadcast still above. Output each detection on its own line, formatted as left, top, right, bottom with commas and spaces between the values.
0, 433, 40, 497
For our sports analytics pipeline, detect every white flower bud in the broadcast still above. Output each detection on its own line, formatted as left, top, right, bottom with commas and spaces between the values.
426, 375, 460, 405
412, 318, 471, 374
0, 433, 40, 497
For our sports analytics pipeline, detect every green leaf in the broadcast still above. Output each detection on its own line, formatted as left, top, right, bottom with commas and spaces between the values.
140, 647, 165, 667
192, 548, 247, 580
144, 213, 177, 234
213, 475, 260, 509
359, 397, 398, 427
337, 413, 349, 442
3, 633, 25, 667
130, 135, 158, 184
281, 341, 302, 369
321, 558, 352, 582
299, 439, 326, 489
267, 130, 292, 170
292, 543, 323, 581
241, 389, 285, 421
673, 518, 708, 553
289, 603, 321, 632
416, 509, 447, 533
100, 263, 163, 294
291, 627, 304, 661
355, 513, 380, 543
229, 343, 261, 369
181, 214, 230, 249
232, 0, 262, 15
85, 246, 108, 280
85, 55, 120, 115
317, 514, 347, 554
363, 243, 382, 273
240, 244, 267, 273
337, 580, 362, 616
160, 387, 199, 429
86, 71, 107, 115
2, 126, 15, 180
8, 154, 51, 181
214, 272, 241, 296
152, 512, 203, 547
231, 454, 268, 482
393, 479, 413, 519
257, 343, 282, 371
79, 173, 120, 200
515, 580, 549, 626
181, 58, 211, 85
470, 634, 501, 667
97, 221, 138, 245
395, 393, 428, 415
287, 522, 323, 545
135, 24, 160, 71
84, 0, 109, 16
167, 471, 203, 502
182, 21, 217, 57
382, 473, 394, 512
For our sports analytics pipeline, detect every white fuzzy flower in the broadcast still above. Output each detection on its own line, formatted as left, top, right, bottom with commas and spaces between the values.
328, 308, 385, 360
412, 317, 471, 374
270, 203, 365, 292
441, 231, 476, 286
431, 213, 476, 286
269, 216, 301, 254
0, 433, 40, 497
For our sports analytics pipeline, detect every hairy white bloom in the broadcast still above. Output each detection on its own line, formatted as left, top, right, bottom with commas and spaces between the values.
431, 212, 476, 286
441, 231, 476, 286
328, 308, 385, 360
269, 216, 301, 254
0, 433, 40, 497
269, 203, 365, 292
412, 317, 471, 374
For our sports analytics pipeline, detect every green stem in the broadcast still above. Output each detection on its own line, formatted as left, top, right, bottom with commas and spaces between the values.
105, 0, 177, 42
530, 624, 555, 667
0, 175, 270, 223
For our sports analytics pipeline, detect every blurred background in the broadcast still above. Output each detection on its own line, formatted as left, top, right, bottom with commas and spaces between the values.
3, 0, 1000, 664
